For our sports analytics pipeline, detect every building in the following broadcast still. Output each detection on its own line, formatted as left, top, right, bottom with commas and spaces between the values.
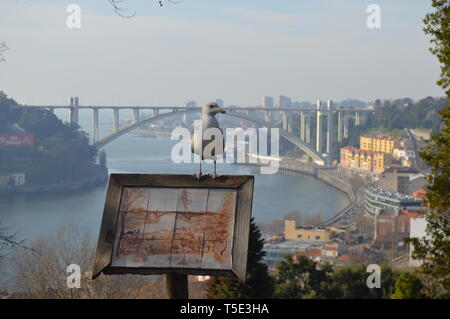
378, 168, 426, 195
0, 173, 25, 187
0, 174, 10, 188
183, 101, 197, 124
262, 96, 274, 108
340, 146, 391, 174
360, 135, 403, 154
9, 173, 26, 186
262, 238, 325, 269
277, 95, 292, 108
364, 187, 423, 218
284, 220, 331, 242
409, 217, 427, 267
393, 147, 407, 160
374, 209, 423, 245
214, 99, 224, 108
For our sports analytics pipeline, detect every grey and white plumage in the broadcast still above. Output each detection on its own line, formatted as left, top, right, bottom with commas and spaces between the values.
190, 102, 226, 178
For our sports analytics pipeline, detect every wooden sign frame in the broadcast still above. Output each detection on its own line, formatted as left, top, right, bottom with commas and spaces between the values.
92, 174, 254, 281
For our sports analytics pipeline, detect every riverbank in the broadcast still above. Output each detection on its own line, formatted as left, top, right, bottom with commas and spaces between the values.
245, 158, 358, 227
0, 167, 108, 195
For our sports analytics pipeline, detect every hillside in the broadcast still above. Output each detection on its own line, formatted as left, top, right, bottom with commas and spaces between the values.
0, 91, 107, 186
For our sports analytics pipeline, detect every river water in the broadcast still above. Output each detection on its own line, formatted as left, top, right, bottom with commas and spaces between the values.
0, 111, 349, 245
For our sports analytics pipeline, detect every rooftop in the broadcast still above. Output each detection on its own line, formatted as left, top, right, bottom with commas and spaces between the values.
366, 186, 420, 202
341, 146, 385, 156
263, 239, 325, 253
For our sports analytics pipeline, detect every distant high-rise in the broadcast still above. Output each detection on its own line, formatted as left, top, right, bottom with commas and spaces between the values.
183, 101, 197, 123
215, 99, 224, 107
277, 95, 292, 108
262, 96, 274, 108
184, 101, 197, 108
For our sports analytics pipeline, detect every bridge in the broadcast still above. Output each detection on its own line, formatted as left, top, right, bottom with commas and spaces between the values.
26, 97, 374, 166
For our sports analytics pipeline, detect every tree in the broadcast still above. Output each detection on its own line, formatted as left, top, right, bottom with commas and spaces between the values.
391, 272, 424, 299
275, 255, 335, 299
330, 264, 398, 299
207, 218, 275, 298
410, 0, 450, 297
99, 150, 107, 168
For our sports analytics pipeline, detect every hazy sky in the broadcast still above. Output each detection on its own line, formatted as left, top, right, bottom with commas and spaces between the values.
0, 0, 444, 106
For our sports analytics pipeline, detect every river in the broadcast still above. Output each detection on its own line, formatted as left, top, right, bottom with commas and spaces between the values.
0, 110, 349, 245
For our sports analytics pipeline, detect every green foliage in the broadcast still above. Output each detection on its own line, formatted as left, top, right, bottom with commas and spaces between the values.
366, 97, 447, 133
391, 272, 425, 299
331, 264, 398, 299
275, 255, 335, 299
99, 149, 107, 168
410, 0, 450, 297
207, 218, 275, 299
275, 260, 400, 299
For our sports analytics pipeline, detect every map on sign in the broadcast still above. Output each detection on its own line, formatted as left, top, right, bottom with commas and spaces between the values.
111, 187, 236, 270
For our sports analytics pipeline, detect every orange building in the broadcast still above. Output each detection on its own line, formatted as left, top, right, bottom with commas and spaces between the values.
360, 136, 400, 154
340, 146, 390, 174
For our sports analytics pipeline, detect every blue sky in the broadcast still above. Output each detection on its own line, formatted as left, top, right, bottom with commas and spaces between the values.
0, 0, 443, 106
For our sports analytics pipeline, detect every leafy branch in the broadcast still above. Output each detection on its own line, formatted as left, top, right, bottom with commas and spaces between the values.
108, 0, 183, 18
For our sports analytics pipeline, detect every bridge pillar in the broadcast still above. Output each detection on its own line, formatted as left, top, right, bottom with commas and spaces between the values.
316, 100, 323, 153
69, 97, 79, 125
343, 112, 349, 139
355, 111, 361, 126
113, 108, 119, 134
264, 110, 270, 122
300, 112, 306, 141
288, 115, 293, 133
282, 111, 288, 131
154, 108, 159, 117
133, 108, 140, 123
360, 112, 367, 126
326, 100, 333, 165
93, 108, 99, 143
337, 111, 343, 143
305, 112, 311, 144
49, 107, 55, 114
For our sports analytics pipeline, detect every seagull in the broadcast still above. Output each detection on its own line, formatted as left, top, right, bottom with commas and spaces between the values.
191, 102, 226, 179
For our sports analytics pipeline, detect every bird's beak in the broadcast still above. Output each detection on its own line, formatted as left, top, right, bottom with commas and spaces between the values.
218, 108, 226, 114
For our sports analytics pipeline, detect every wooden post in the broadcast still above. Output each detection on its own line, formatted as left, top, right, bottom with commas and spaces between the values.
166, 272, 189, 299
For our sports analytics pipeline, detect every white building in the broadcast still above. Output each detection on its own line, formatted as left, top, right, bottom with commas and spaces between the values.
0, 173, 26, 187
0, 174, 10, 187
409, 217, 428, 267
277, 95, 292, 108
183, 101, 197, 124
262, 96, 274, 108
9, 173, 26, 186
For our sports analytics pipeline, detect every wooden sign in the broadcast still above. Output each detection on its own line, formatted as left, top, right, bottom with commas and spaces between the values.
92, 174, 254, 281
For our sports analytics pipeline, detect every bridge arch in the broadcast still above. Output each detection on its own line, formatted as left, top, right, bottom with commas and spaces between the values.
94, 109, 325, 165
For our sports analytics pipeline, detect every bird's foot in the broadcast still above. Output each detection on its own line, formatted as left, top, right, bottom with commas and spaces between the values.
210, 173, 223, 180
193, 172, 204, 180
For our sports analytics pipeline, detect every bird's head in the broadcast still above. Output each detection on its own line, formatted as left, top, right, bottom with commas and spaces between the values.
202, 102, 226, 116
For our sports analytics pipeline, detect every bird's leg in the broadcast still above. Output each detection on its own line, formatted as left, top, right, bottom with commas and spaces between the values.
194, 157, 203, 180
211, 159, 222, 179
